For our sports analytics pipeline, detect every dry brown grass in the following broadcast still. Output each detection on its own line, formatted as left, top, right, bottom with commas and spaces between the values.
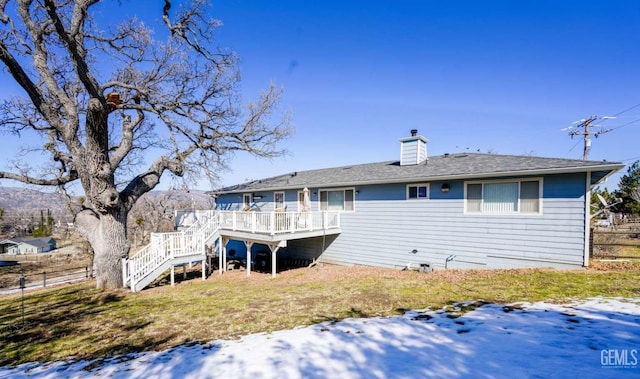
1, 262, 639, 366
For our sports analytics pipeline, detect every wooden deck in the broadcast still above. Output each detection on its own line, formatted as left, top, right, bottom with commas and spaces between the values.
124, 210, 342, 291
177, 210, 341, 240
177, 210, 342, 281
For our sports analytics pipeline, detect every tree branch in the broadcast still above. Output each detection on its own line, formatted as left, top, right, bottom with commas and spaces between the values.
0, 42, 62, 128
43, 0, 102, 98
121, 155, 184, 211
0, 169, 77, 186
109, 109, 144, 169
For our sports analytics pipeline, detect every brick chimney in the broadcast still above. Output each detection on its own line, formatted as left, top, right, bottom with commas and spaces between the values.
399, 129, 428, 165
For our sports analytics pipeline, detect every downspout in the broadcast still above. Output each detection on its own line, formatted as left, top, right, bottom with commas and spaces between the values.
583, 172, 592, 268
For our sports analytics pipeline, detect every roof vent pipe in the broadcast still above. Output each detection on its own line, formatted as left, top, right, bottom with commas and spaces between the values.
410, 129, 418, 137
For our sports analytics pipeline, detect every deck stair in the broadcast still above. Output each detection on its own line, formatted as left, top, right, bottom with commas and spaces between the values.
123, 210, 220, 292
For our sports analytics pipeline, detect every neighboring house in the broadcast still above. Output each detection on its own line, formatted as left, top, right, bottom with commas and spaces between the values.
211, 131, 624, 270
0, 237, 57, 255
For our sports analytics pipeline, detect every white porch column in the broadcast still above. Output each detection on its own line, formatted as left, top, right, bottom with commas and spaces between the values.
121, 258, 127, 288
202, 259, 206, 281
269, 244, 279, 278
221, 237, 229, 275
245, 241, 254, 276
268, 240, 287, 278
170, 265, 175, 286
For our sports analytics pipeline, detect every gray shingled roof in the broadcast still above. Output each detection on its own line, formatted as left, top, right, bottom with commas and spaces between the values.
1, 237, 54, 248
216, 153, 624, 194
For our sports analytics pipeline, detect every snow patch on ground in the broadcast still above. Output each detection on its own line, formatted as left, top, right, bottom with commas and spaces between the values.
2, 297, 639, 378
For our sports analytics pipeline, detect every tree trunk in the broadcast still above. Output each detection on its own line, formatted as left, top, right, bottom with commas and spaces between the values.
94, 213, 129, 289
76, 207, 129, 289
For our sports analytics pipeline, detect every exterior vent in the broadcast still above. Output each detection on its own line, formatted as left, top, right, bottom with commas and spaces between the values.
399, 130, 429, 166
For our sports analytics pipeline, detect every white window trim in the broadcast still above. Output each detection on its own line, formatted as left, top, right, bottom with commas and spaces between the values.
406, 183, 430, 200
464, 178, 543, 215
318, 187, 356, 212
274, 191, 285, 210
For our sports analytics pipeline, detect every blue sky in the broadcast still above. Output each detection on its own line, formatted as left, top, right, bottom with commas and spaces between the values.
209, 0, 640, 190
2, 0, 639, 192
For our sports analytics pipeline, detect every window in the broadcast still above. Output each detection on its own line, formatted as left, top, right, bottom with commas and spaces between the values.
465, 179, 541, 214
407, 184, 429, 200
520, 181, 540, 213
243, 193, 252, 209
320, 189, 354, 211
274, 191, 285, 210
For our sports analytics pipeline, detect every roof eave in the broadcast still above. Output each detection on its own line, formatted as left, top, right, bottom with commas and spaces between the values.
216, 163, 625, 194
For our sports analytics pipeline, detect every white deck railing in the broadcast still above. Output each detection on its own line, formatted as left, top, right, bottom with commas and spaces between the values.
124, 210, 340, 291
124, 210, 219, 290
216, 211, 340, 235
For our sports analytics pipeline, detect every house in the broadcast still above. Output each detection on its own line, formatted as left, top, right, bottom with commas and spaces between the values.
0, 237, 57, 255
126, 131, 623, 291
210, 130, 624, 271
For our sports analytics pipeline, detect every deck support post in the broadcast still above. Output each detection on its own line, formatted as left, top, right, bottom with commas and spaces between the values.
244, 241, 254, 276
170, 265, 175, 286
268, 240, 287, 278
121, 258, 127, 288
202, 259, 206, 281
272, 248, 278, 277
220, 237, 230, 275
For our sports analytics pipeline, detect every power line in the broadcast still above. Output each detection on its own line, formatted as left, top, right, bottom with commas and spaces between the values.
613, 102, 640, 117
561, 102, 640, 171
608, 117, 640, 132
579, 102, 640, 132
567, 139, 582, 153
565, 116, 612, 160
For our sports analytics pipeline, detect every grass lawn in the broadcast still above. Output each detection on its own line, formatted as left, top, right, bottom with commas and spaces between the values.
1, 261, 639, 366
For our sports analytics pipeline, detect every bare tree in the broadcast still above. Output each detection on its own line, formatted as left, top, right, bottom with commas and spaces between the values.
127, 190, 184, 248
0, 0, 292, 289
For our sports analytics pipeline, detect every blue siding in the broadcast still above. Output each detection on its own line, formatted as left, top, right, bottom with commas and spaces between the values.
216, 172, 588, 270
217, 190, 321, 212
289, 173, 587, 270
216, 193, 245, 211
223, 241, 274, 262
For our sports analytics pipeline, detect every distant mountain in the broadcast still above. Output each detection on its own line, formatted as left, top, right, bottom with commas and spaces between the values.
0, 186, 213, 216
0, 187, 71, 211
0, 186, 213, 236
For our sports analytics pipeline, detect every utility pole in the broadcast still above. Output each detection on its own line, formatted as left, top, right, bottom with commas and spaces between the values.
567, 116, 613, 160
